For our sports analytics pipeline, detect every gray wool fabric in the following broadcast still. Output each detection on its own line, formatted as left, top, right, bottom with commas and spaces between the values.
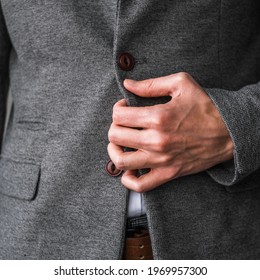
0, 0, 260, 259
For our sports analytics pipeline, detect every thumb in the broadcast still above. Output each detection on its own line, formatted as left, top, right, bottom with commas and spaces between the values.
124, 75, 176, 98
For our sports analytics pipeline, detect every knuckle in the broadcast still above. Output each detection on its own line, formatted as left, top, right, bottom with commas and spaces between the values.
160, 136, 171, 151
152, 112, 163, 128
121, 176, 144, 193
108, 128, 112, 141
176, 72, 190, 83
151, 110, 167, 128
152, 133, 170, 152
112, 107, 120, 124
114, 155, 125, 170
112, 102, 118, 114
133, 182, 145, 193
108, 126, 116, 142
158, 153, 172, 165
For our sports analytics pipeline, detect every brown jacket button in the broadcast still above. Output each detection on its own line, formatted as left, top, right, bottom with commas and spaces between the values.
105, 160, 123, 177
118, 53, 135, 71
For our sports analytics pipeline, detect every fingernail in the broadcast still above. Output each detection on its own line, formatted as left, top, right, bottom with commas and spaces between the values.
124, 79, 137, 87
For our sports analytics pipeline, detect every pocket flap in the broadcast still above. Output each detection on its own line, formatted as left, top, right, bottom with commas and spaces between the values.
0, 157, 40, 200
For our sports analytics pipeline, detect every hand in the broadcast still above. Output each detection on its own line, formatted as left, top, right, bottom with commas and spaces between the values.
108, 73, 234, 192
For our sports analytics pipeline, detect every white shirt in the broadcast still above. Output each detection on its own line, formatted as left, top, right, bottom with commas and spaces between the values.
127, 191, 146, 217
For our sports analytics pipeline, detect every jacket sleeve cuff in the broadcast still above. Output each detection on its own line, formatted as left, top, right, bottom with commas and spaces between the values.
205, 84, 260, 187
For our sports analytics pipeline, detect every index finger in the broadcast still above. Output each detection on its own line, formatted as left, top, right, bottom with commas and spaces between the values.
112, 99, 163, 128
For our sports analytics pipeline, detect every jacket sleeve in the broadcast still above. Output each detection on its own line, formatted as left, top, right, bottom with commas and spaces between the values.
0, 4, 11, 152
205, 82, 260, 188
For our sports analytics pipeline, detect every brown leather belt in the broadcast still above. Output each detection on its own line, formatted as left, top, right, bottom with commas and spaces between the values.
123, 228, 153, 260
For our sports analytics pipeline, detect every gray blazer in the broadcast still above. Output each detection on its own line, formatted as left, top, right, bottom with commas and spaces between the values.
0, 0, 260, 259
